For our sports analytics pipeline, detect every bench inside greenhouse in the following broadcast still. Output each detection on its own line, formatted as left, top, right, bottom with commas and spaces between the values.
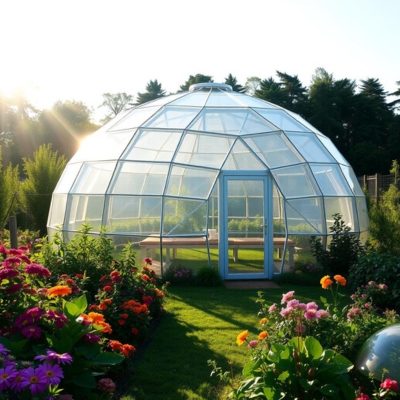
139, 237, 295, 265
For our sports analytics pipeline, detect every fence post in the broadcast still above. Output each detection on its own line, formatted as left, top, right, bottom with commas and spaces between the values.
9, 216, 18, 249
375, 173, 382, 202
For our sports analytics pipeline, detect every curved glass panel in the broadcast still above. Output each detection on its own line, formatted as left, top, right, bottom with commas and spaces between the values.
356, 196, 369, 232
71, 130, 134, 163
122, 129, 182, 161
254, 109, 310, 132
206, 92, 247, 107
318, 136, 350, 166
48, 195, 67, 228
310, 164, 352, 196
272, 165, 321, 198
138, 93, 186, 108
143, 106, 201, 129
286, 132, 335, 163
244, 133, 303, 168
71, 162, 116, 194
169, 92, 209, 107
174, 132, 234, 168
166, 166, 218, 199
222, 139, 266, 170
53, 163, 82, 194
340, 165, 365, 195
66, 195, 104, 231
109, 106, 162, 131
324, 197, 356, 231
109, 162, 169, 195
286, 197, 324, 233
286, 110, 323, 135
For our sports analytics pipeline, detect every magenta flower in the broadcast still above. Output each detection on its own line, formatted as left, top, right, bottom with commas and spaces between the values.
1, 257, 21, 267
6, 283, 24, 294
306, 302, 318, 310
83, 333, 101, 343
25, 307, 45, 322
45, 310, 68, 328
36, 350, 73, 365
0, 268, 20, 280
0, 344, 10, 356
20, 255, 31, 264
24, 263, 51, 277
20, 366, 48, 395
21, 325, 42, 339
381, 378, 399, 391
37, 362, 64, 385
248, 340, 258, 348
0, 245, 9, 255
304, 309, 317, 320
281, 291, 295, 304
0, 365, 17, 390
268, 303, 277, 313
7, 249, 22, 256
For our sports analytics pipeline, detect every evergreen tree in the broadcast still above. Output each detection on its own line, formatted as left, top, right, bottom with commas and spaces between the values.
224, 73, 245, 92
136, 80, 166, 105
179, 74, 213, 91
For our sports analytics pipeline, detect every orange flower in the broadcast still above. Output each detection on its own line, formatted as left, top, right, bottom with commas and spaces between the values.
121, 344, 136, 357
99, 322, 112, 334
154, 289, 165, 297
259, 318, 268, 325
320, 275, 333, 289
89, 305, 99, 311
103, 299, 112, 305
236, 330, 249, 346
334, 275, 347, 286
87, 312, 106, 324
258, 331, 268, 340
109, 340, 122, 351
47, 285, 72, 298
99, 303, 108, 311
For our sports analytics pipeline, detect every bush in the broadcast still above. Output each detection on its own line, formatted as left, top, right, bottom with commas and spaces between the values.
195, 266, 223, 287
163, 264, 195, 286
348, 250, 400, 309
309, 213, 364, 276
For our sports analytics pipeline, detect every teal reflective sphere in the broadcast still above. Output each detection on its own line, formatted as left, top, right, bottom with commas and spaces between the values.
356, 324, 400, 381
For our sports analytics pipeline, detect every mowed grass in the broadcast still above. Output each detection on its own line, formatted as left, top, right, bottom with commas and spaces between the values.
120, 284, 345, 400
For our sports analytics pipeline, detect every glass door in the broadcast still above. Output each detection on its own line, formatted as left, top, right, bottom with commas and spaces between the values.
219, 173, 273, 280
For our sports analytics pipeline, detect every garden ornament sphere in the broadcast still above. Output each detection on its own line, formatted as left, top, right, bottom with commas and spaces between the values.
356, 323, 400, 381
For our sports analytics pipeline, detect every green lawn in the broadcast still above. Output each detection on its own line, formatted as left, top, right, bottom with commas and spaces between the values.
119, 283, 347, 400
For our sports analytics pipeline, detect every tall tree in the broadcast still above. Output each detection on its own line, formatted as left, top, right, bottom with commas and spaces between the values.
20, 144, 67, 235
179, 74, 213, 91
388, 81, 400, 109
224, 74, 245, 93
255, 77, 287, 106
136, 80, 166, 105
276, 71, 308, 114
245, 77, 261, 96
99, 92, 133, 123
39, 100, 98, 161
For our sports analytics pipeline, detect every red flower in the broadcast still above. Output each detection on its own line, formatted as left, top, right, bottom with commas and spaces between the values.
103, 285, 113, 293
131, 327, 139, 335
381, 378, 399, 391
144, 257, 152, 265
75, 273, 84, 279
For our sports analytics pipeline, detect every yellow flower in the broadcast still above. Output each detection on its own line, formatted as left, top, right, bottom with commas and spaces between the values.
257, 331, 268, 340
236, 330, 249, 346
259, 318, 268, 325
320, 275, 333, 289
47, 285, 72, 298
334, 275, 347, 286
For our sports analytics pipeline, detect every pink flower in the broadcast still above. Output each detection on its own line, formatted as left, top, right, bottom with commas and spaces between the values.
248, 340, 258, 348
0, 268, 19, 280
281, 291, 295, 304
295, 324, 306, 333
268, 303, 277, 313
24, 263, 51, 277
21, 325, 42, 339
280, 306, 293, 317
381, 378, 399, 391
0, 245, 9, 255
316, 310, 330, 318
98, 378, 116, 393
304, 309, 317, 320
287, 299, 299, 308
355, 394, 370, 400
306, 302, 318, 310
1, 257, 21, 267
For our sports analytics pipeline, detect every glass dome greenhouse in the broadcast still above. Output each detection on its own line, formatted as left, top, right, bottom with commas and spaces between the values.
48, 83, 369, 280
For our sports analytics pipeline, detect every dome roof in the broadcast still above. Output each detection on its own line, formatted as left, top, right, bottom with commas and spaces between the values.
48, 83, 369, 277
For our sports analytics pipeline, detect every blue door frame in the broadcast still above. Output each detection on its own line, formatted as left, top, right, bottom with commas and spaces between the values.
219, 171, 273, 280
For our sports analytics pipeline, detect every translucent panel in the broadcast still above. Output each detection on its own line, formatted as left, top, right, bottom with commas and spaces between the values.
139, 93, 186, 108
286, 132, 335, 163
66, 195, 104, 231
286, 110, 323, 135
166, 166, 218, 199
97, 108, 131, 132
109, 162, 169, 195
286, 198, 324, 233
143, 106, 201, 129
48, 195, 67, 227
206, 92, 248, 107
356, 196, 369, 232
340, 165, 365, 195
174, 132, 234, 168
271, 165, 321, 198
222, 139, 266, 170
71, 162, 116, 194
169, 91, 209, 107
122, 129, 182, 161
163, 198, 207, 235
318, 136, 350, 166
208, 184, 219, 231
189, 109, 276, 135
244, 133, 303, 168
230, 94, 279, 108
310, 164, 352, 196
109, 106, 162, 131
53, 163, 82, 194
105, 196, 161, 235
324, 197, 356, 231
254, 109, 310, 132
71, 130, 134, 163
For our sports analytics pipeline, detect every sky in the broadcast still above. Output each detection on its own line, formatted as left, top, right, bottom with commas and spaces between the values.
1, 0, 399, 122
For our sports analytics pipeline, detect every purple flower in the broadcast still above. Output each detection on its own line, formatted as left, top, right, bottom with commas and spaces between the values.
248, 340, 258, 348
0, 365, 17, 390
36, 350, 73, 365
10, 371, 25, 392
83, 333, 101, 343
20, 366, 48, 395
21, 325, 42, 339
0, 343, 10, 356
37, 362, 63, 385
0, 268, 20, 280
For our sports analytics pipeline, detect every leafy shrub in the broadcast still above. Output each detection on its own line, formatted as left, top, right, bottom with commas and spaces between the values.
195, 266, 223, 287
309, 213, 364, 276
163, 264, 195, 286
348, 250, 400, 309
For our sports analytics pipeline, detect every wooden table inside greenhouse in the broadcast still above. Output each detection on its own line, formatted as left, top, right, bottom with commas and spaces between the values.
139, 237, 295, 265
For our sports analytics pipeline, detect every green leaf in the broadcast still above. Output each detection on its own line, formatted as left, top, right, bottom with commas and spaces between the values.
305, 337, 323, 359
73, 294, 88, 314
277, 371, 289, 381
71, 372, 97, 388
0, 337, 28, 358
318, 383, 339, 396
64, 301, 81, 319
93, 351, 124, 365
243, 358, 262, 377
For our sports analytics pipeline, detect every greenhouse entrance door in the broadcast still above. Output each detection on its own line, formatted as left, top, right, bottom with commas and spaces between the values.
220, 172, 273, 280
